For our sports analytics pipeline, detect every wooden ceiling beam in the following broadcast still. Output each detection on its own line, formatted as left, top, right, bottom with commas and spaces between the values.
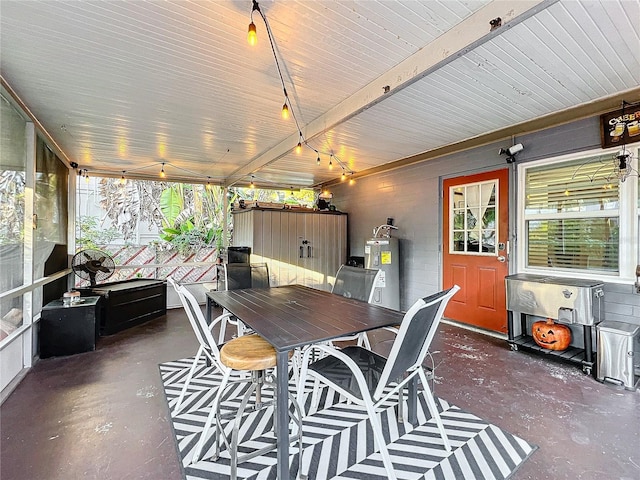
224, 0, 554, 187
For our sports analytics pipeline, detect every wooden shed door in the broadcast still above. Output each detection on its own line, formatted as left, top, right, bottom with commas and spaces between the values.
443, 169, 509, 333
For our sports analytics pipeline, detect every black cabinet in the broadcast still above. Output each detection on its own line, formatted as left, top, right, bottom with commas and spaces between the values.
40, 296, 101, 358
77, 279, 166, 335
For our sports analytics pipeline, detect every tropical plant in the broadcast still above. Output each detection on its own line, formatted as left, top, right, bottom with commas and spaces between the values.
157, 184, 233, 255
99, 178, 165, 241
76, 215, 121, 250
94, 178, 313, 256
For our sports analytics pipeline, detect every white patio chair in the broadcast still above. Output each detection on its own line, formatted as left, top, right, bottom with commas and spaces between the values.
167, 277, 233, 416
168, 277, 299, 467
296, 285, 460, 480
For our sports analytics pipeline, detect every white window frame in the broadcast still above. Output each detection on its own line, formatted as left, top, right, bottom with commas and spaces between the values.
517, 143, 639, 284
448, 179, 499, 257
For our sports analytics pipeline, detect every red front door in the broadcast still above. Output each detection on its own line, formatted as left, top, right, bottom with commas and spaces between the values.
443, 169, 509, 333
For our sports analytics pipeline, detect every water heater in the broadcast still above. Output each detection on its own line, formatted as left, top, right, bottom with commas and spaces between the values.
365, 223, 400, 310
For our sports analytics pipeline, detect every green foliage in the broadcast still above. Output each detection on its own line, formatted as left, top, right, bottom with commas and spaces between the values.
233, 187, 315, 207
93, 178, 314, 256
157, 184, 225, 255
76, 215, 121, 250
0, 170, 26, 245
160, 185, 184, 228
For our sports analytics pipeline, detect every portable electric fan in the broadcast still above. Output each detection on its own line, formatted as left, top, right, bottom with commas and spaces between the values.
71, 249, 115, 286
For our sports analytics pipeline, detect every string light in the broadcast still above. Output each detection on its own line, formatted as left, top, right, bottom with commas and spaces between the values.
341, 171, 346, 181
328, 155, 333, 169
250, 175, 255, 188
159, 163, 166, 178
295, 132, 303, 154
247, 21, 257, 45
247, 0, 260, 45
349, 174, 356, 185
120, 171, 126, 185
246, 0, 360, 172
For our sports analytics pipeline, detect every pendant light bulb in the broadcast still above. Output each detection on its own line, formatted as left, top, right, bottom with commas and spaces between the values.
316, 155, 321, 166
341, 171, 346, 181
281, 102, 289, 120
328, 156, 333, 170
247, 22, 257, 46
120, 172, 126, 185
296, 141, 302, 155
250, 176, 255, 188
159, 163, 166, 178
349, 175, 355, 185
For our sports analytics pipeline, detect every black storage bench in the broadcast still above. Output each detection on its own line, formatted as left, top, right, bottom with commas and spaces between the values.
78, 279, 167, 335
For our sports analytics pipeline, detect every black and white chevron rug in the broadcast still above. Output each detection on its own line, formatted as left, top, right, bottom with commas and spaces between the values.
160, 357, 536, 480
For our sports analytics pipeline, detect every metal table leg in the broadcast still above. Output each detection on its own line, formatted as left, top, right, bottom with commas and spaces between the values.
275, 350, 290, 479
206, 296, 213, 324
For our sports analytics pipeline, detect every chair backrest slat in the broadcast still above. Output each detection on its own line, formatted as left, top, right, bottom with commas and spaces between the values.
374, 285, 460, 398
218, 262, 270, 291
332, 265, 381, 303
250, 263, 270, 289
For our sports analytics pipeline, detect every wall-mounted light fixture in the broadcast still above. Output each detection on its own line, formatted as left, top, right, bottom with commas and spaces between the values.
499, 143, 523, 163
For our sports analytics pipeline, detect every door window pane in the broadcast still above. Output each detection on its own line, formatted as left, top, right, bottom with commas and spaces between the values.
449, 180, 497, 254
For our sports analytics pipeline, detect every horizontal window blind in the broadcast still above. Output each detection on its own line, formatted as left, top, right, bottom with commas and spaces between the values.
524, 155, 620, 273
526, 156, 619, 214
527, 218, 619, 271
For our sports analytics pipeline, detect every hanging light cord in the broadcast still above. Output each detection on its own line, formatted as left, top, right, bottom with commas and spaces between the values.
253, 2, 297, 123
250, 1, 354, 178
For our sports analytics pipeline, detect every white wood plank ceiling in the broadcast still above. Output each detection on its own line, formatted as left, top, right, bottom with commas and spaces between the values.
1, 0, 639, 189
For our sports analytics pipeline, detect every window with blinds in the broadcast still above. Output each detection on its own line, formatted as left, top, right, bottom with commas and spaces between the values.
524, 155, 620, 273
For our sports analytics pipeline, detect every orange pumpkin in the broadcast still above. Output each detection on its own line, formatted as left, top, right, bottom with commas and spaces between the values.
532, 318, 571, 350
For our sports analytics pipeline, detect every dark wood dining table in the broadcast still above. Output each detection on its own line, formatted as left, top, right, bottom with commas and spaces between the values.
206, 284, 405, 480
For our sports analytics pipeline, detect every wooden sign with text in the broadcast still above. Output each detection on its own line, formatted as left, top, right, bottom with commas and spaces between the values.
600, 103, 640, 149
